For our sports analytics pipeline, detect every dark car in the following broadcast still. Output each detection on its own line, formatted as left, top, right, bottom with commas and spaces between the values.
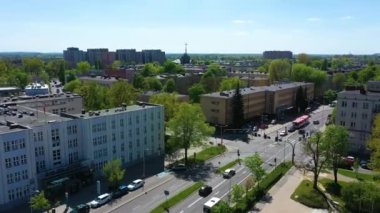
288, 126, 296, 132
298, 129, 305, 134
223, 169, 236, 178
112, 185, 128, 199
313, 120, 320, 125
70, 204, 90, 213
198, 185, 213, 197
171, 164, 187, 171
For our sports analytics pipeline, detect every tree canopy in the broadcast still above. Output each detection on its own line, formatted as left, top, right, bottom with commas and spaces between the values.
268, 59, 291, 83
149, 92, 179, 122
163, 78, 176, 93
188, 83, 206, 103
76, 61, 91, 74
167, 103, 214, 166
30, 191, 51, 212
219, 77, 246, 91
108, 80, 139, 107
103, 159, 126, 189
244, 153, 266, 189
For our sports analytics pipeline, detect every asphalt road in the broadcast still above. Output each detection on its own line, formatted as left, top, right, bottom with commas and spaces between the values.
86, 105, 332, 213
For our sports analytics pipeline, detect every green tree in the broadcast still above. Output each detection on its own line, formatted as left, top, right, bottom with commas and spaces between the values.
133, 73, 146, 90
141, 63, 160, 77
231, 184, 246, 211
323, 125, 349, 184
297, 53, 309, 64
162, 61, 185, 74
332, 73, 346, 91
342, 182, 380, 213
212, 200, 233, 213
145, 77, 162, 91
76, 61, 91, 74
321, 58, 328, 71
22, 58, 44, 74
304, 132, 329, 189
200, 76, 221, 93
63, 79, 81, 92
163, 78, 176, 93
268, 59, 291, 83
74, 82, 109, 110
323, 89, 337, 104
188, 83, 206, 103
8, 69, 30, 89
244, 153, 266, 189
38, 70, 49, 83
290, 63, 313, 82
309, 69, 327, 88
219, 77, 246, 91
30, 191, 51, 212
232, 83, 244, 128
167, 103, 214, 166
149, 93, 179, 122
103, 159, 126, 189
204, 63, 226, 77
368, 114, 380, 171
108, 80, 139, 107
46, 59, 67, 78
111, 60, 123, 69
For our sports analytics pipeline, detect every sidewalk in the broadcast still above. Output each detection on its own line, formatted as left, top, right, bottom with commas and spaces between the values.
255, 168, 328, 213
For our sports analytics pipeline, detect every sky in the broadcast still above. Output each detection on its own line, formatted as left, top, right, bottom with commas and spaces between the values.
0, 0, 379, 54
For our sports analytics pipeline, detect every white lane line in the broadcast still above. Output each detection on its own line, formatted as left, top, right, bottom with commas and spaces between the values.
238, 174, 251, 185
214, 191, 220, 195
213, 179, 226, 190
221, 191, 229, 198
187, 197, 203, 208
179, 210, 184, 213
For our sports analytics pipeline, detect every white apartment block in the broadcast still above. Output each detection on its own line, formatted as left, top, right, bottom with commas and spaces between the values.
335, 81, 380, 153
0, 102, 164, 210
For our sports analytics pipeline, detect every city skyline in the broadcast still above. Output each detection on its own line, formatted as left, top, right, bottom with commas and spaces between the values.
0, 0, 379, 54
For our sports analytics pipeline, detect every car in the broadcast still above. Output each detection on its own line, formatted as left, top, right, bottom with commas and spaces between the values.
89, 193, 111, 208
252, 126, 258, 132
70, 204, 90, 213
171, 164, 187, 171
360, 160, 368, 169
270, 119, 277, 125
313, 120, 320, 125
279, 130, 287, 136
298, 129, 305, 134
223, 169, 236, 178
288, 126, 296, 132
198, 185, 213, 197
112, 185, 128, 199
127, 179, 144, 191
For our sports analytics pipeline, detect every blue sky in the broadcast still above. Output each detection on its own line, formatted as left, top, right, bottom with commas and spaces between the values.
0, 0, 379, 54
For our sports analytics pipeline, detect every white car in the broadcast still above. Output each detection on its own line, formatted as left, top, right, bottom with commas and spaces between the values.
89, 193, 111, 208
127, 179, 144, 191
279, 130, 287, 136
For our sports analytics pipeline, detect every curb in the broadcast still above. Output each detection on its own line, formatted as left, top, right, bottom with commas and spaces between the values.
107, 176, 175, 213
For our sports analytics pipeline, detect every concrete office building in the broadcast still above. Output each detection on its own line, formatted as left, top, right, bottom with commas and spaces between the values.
0, 103, 164, 210
87, 48, 115, 68
335, 81, 380, 153
63, 47, 86, 68
116, 49, 138, 64
263, 51, 293, 60
0, 93, 83, 115
142, 49, 166, 64
200, 82, 314, 125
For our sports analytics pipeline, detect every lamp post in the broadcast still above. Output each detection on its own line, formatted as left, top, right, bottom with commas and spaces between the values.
284, 139, 302, 165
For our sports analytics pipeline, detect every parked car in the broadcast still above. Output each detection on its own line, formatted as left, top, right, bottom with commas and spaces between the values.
313, 120, 320, 125
270, 119, 277, 125
70, 204, 90, 213
360, 160, 368, 169
223, 169, 236, 178
198, 185, 213, 197
112, 185, 128, 199
89, 193, 111, 208
252, 126, 258, 132
171, 164, 187, 171
279, 130, 287, 136
127, 179, 144, 191
288, 126, 296, 132
298, 129, 305, 134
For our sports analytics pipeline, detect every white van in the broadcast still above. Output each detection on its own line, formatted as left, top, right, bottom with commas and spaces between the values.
203, 197, 221, 213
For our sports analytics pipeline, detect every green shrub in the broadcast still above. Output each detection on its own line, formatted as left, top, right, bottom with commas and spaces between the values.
291, 180, 329, 209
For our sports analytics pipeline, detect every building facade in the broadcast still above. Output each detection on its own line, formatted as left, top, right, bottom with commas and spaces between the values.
335, 81, 380, 153
63, 47, 86, 68
263, 51, 293, 60
200, 82, 314, 125
0, 103, 164, 210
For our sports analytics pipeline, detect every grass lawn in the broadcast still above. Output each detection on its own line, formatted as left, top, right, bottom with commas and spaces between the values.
177, 145, 227, 166
319, 178, 350, 205
150, 181, 203, 213
291, 180, 329, 209
338, 168, 380, 182
215, 159, 241, 174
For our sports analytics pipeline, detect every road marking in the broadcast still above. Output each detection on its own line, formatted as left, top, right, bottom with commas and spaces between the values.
213, 179, 226, 190
187, 197, 202, 208
179, 210, 184, 213
221, 191, 229, 198
236, 166, 244, 173
214, 191, 219, 195
242, 170, 247, 174
238, 174, 251, 185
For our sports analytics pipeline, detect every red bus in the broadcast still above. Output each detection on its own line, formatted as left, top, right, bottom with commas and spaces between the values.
292, 115, 310, 129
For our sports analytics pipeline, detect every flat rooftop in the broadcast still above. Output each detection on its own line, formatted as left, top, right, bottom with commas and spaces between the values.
0, 105, 70, 133
0, 93, 82, 105
202, 82, 313, 98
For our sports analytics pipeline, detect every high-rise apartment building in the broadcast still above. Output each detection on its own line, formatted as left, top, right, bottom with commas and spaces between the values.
63, 47, 86, 68
142, 49, 166, 64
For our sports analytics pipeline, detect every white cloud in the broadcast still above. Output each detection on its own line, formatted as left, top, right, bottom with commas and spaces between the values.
307, 17, 321, 22
232, 19, 253, 24
340, 16, 353, 20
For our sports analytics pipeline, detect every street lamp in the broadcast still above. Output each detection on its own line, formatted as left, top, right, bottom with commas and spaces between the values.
284, 139, 302, 165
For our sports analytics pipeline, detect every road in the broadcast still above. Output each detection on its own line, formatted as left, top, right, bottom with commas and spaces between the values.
85, 105, 332, 213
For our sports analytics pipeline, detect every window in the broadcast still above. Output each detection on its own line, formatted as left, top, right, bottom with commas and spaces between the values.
102, 123, 106, 131
4, 141, 10, 152
21, 155, 27, 165
7, 174, 13, 184
112, 120, 116, 129
112, 133, 116, 141
8, 189, 15, 201
67, 126, 72, 135
129, 129, 132, 137
211, 101, 220, 105
5, 158, 12, 168
38, 132, 43, 141
121, 143, 125, 152
136, 115, 139, 124
144, 137, 147, 145
52, 109, 59, 114
363, 102, 369, 109
151, 112, 154, 120
136, 128, 140, 135
340, 111, 346, 117
352, 102, 358, 108
113, 145, 116, 154
20, 139, 25, 149
351, 112, 357, 118
362, 113, 368, 119
341, 101, 347, 107
129, 141, 132, 149
120, 131, 124, 139
13, 156, 20, 166
144, 126, 147, 133
60, 108, 66, 113
73, 125, 77, 134
144, 114, 146, 122
151, 124, 154, 131
22, 170, 28, 180
53, 150, 61, 161
350, 122, 356, 128
51, 129, 60, 147
14, 172, 21, 182
120, 119, 124, 127
340, 121, 345, 126
129, 117, 132, 125
211, 109, 220, 113
137, 139, 140, 147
